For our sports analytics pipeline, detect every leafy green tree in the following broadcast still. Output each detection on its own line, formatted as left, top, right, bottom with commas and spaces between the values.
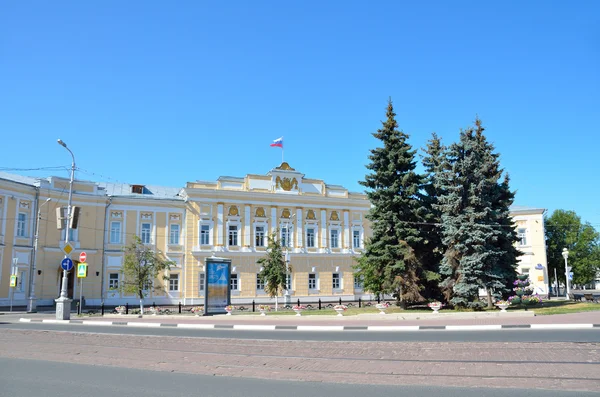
120, 235, 174, 313
257, 231, 292, 308
356, 98, 428, 305
546, 210, 600, 287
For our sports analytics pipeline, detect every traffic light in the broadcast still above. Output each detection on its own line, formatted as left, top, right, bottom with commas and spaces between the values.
70, 206, 80, 229
56, 207, 67, 230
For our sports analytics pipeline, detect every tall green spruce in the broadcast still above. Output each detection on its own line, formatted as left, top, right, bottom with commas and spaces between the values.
420, 133, 446, 299
435, 118, 519, 308
356, 99, 429, 305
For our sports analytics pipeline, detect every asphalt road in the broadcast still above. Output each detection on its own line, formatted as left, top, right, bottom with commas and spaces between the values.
1, 357, 598, 397
2, 321, 600, 342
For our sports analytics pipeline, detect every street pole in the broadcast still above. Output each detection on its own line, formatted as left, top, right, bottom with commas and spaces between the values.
10, 258, 17, 312
554, 268, 558, 297
562, 248, 570, 299
55, 139, 75, 320
28, 198, 51, 313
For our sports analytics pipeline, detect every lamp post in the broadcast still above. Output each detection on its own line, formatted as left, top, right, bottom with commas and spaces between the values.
284, 214, 295, 306
55, 138, 75, 320
28, 197, 52, 312
562, 248, 570, 299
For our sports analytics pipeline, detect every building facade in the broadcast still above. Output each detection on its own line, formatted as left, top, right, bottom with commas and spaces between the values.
0, 165, 549, 308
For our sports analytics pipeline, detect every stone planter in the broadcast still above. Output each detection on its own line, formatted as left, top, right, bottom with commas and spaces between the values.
495, 303, 509, 312
375, 304, 388, 315
334, 308, 345, 317
293, 309, 303, 316
429, 304, 442, 314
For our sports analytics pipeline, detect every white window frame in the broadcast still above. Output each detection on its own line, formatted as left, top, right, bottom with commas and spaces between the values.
285, 274, 292, 291
169, 223, 180, 245
61, 228, 78, 243
353, 229, 361, 249
306, 227, 316, 248
256, 274, 265, 291
330, 229, 340, 248
169, 274, 179, 291
199, 273, 205, 294
518, 228, 527, 246
200, 223, 211, 246
308, 273, 318, 290
17, 213, 27, 237
108, 273, 119, 290
141, 222, 152, 244
17, 270, 27, 292
230, 273, 239, 291
353, 274, 364, 290
228, 225, 239, 247
110, 221, 122, 244
332, 273, 341, 290
255, 225, 266, 247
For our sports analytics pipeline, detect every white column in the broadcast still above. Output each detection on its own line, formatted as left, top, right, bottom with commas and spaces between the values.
343, 210, 350, 251
217, 204, 224, 247
244, 205, 251, 251
296, 208, 303, 252
320, 209, 327, 251
271, 207, 277, 235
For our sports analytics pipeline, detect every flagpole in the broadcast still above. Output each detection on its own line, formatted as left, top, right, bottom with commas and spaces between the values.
282, 147, 284, 163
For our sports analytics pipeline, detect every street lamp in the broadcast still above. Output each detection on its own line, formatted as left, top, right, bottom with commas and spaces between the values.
56, 138, 75, 320
562, 248, 570, 299
28, 197, 51, 312
284, 214, 296, 306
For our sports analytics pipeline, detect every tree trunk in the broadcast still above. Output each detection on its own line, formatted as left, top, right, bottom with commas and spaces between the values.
486, 289, 493, 309
139, 295, 144, 314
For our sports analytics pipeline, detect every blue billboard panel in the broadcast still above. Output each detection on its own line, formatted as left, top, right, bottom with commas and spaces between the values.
204, 257, 231, 315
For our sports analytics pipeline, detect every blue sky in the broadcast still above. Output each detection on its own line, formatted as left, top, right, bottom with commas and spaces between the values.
1, 1, 599, 228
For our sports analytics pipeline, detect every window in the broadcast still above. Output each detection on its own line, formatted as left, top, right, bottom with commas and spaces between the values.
61, 228, 77, 242
308, 273, 317, 289
286, 274, 292, 290
228, 225, 238, 246
230, 274, 238, 290
17, 213, 27, 237
256, 274, 265, 290
169, 274, 179, 291
199, 273, 205, 293
518, 228, 527, 246
306, 228, 315, 248
200, 224, 210, 245
330, 229, 339, 248
353, 230, 361, 248
255, 226, 265, 247
109, 273, 119, 290
281, 226, 290, 247
18, 270, 26, 292
141, 223, 152, 244
110, 222, 121, 244
354, 274, 364, 289
169, 224, 180, 245
522, 268, 530, 275
332, 273, 340, 289
142, 279, 152, 291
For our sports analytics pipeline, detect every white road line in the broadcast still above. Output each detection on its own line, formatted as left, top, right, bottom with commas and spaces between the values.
367, 326, 421, 331
126, 322, 162, 328
445, 325, 503, 331
297, 326, 345, 331
177, 324, 217, 329
232, 325, 277, 331
530, 323, 594, 329
82, 321, 114, 326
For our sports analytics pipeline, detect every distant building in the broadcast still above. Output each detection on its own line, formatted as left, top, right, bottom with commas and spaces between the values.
0, 166, 549, 308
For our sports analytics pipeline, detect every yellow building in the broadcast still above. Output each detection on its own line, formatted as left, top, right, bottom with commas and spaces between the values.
0, 166, 550, 309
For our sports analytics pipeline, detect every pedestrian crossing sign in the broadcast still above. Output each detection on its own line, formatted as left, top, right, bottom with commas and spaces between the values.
10, 275, 17, 287
77, 263, 88, 278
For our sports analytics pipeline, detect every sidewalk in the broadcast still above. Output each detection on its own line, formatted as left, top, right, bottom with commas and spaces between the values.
10, 309, 600, 331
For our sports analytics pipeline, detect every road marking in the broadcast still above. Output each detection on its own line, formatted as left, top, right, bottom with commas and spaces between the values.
176, 324, 216, 329
445, 325, 503, 331
367, 326, 420, 331
530, 323, 594, 329
82, 321, 114, 326
126, 322, 162, 328
233, 325, 277, 331
297, 326, 345, 331
19, 318, 31, 322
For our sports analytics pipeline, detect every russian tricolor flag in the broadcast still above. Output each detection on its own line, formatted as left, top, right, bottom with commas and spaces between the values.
270, 137, 283, 148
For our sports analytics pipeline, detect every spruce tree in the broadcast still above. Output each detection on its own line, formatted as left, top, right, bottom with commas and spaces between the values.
356, 98, 427, 305
420, 133, 446, 299
436, 118, 518, 308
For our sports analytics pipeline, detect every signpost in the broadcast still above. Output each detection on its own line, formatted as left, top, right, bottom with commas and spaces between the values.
61, 258, 74, 271
77, 252, 87, 315
10, 258, 18, 312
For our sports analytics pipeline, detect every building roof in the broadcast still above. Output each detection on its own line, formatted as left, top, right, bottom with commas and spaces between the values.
97, 182, 183, 200
509, 205, 546, 214
0, 171, 42, 187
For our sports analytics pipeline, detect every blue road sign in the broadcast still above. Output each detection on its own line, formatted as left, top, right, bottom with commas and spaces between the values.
61, 258, 74, 271
568, 272, 574, 281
